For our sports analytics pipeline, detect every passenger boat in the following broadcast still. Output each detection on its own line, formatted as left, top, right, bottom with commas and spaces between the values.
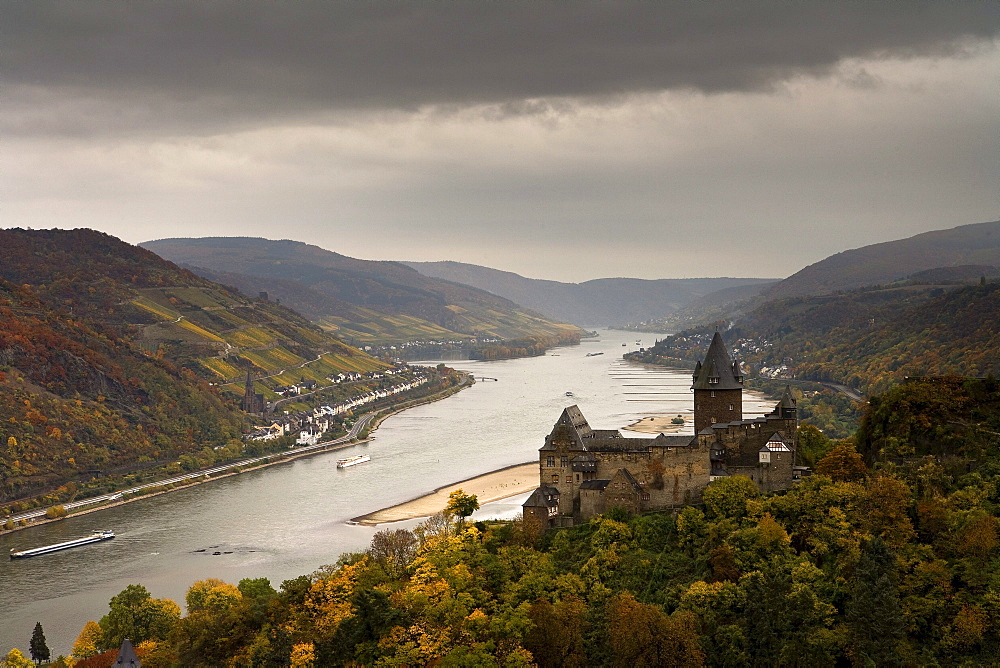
10, 530, 115, 560
336, 454, 371, 468
586, 352, 604, 357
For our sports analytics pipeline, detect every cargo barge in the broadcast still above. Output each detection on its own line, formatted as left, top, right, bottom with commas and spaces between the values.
9, 530, 115, 559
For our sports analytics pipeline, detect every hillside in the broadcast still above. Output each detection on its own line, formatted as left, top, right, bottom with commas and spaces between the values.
404, 259, 776, 326
766, 219, 1000, 299
631, 280, 1000, 397
0, 274, 245, 503
143, 238, 582, 346
0, 228, 386, 504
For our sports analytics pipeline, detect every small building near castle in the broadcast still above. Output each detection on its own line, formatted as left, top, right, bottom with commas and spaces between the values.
523, 332, 798, 529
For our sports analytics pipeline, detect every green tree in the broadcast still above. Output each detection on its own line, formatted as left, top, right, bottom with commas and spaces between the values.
797, 424, 832, 466
702, 475, 760, 521
98, 584, 180, 651
846, 537, 906, 665
29, 622, 50, 664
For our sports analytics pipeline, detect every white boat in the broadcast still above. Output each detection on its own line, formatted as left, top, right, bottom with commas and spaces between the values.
336, 454, 371, 468
565, 391, 574, 397
10, 530, 115, 560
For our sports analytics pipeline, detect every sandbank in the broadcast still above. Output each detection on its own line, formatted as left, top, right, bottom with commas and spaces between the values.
354, 462, 538, 525
623, 415, 691, 434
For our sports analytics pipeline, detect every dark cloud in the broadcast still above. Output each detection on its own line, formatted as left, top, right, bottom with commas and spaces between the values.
6, 1, 999, 131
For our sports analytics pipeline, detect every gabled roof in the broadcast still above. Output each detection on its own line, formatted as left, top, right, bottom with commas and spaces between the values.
579, 479, 611, 491
763, 433, 791, 452
523, 486, 560, 508
691, 331, 744, 390
556, 405, 593, 438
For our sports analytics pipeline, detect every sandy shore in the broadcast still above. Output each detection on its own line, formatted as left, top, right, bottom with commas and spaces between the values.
624, 415, 691, 434
354, 462, 538, 525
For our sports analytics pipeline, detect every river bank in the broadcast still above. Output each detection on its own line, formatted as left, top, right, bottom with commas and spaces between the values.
353, 461, 538, 525
0, 374, 473, 538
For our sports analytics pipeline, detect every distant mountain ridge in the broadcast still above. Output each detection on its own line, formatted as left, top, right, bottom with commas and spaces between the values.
766, 219, 1000, 299
142, 237, 582, 345
403, 260, 777, 326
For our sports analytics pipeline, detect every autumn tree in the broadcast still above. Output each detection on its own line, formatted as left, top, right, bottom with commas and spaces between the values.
445, 489, 479, 528
524, 596, 588, 667
368, 528, 417, 575
606, 593, 705, 667
815, 440, 867, 482
0, 649, 32, 668
98, 584, 180, 651
71, 621, 102, 660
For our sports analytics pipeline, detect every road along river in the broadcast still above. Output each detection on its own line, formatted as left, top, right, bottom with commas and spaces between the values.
0, 329, 773, 655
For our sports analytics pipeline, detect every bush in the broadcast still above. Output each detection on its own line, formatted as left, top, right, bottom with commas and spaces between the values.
45, 505, 68, 519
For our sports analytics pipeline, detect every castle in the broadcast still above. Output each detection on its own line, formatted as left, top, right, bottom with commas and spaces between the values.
523, 332, 799, 528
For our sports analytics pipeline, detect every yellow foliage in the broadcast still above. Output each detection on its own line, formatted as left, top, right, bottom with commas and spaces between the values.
289, 642, 316, 668
71, 620, 102, 659
186, 578, 242, 614
305, 559, 368, 635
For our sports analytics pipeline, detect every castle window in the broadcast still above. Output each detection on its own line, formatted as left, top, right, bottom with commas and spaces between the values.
551, 474, 559, 483
729, 404, 734, 411
711, 390, 716, 397
546, 456, 555, 467
565, 476, 572, 483
576, 474, 580, 483
560, 456, 569, 467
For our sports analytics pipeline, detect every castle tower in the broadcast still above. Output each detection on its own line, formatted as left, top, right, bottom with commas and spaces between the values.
692, 331, 744, 433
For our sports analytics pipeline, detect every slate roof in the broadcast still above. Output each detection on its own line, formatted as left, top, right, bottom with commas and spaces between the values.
523, 486, 560, 508
557, 405, 593, 438
778, 385, 796, 409
691, 331, 744, 390
579, 479, 611, 491
115, 638, 141, 667
651, 434, 697, 447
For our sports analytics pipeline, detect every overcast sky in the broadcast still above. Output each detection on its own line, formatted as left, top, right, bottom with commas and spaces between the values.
4, 2, 999, 282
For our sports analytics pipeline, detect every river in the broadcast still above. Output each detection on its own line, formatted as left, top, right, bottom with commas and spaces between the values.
0, 329, 774, 655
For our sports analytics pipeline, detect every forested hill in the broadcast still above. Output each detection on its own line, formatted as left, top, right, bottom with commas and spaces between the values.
404, 259, 776, 327
630, 280, 1000, 397
142, 237, 583, 345
765, 219, 1000, 299
0, 228, 384, 504
53, 379, 1000, 666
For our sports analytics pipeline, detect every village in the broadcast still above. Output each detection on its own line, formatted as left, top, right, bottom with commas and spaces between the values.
245, 365, 432, 445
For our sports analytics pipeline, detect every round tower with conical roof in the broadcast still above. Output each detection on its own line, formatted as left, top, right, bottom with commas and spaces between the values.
691, 331, 744, 433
